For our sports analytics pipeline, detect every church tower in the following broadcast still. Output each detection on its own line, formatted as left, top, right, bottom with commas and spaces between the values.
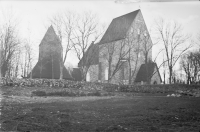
29, 26, 72, 79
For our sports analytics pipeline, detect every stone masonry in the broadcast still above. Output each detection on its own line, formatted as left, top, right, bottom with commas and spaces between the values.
83, 9, 161, 84
98, 10, 152, 84
29, 26, 72, 79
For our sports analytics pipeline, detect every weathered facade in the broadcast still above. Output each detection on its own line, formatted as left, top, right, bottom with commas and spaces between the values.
99, 10, 150, 84
29, 26, 72, 80
78, 42, 99, 82
79, 9, 161, 84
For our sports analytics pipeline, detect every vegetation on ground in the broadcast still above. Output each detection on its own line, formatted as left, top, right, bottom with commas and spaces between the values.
1, 91, 200, 131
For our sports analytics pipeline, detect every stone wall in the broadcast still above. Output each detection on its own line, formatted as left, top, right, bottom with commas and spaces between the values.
39, 41, 62, 61
87, 65, 99, 82
99, 40, 124, 84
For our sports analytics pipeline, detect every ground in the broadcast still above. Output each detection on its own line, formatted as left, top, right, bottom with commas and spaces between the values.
1, 86, 200, 131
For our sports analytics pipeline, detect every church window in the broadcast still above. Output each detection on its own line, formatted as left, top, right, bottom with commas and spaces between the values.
138, 52, 141, 58
105, 67, 108, 80
86, 72, 90, 82
137, 29, 140, 35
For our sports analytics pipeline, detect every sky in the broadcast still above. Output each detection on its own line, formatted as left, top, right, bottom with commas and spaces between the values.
0, 0, 200, 71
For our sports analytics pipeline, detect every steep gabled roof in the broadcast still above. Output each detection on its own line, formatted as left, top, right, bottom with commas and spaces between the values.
39, 25, 61, 46
135, 63, 162, 83
99, 9, 140, 44
78, 42, 99, 67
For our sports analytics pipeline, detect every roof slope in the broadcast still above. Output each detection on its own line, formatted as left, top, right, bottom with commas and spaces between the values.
135, 63, 162, 82
78, 42, 99, 67
99, 9, 140, 44
39, 25, 61, 46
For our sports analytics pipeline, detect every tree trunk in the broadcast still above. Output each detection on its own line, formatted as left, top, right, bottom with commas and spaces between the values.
40, 61, 42, 79
1, 61, 8, 77
145, 64, 150, 84
82, 67, 87, 81
15, 65, 18, 78
169, 66, 172, 84
59, 61, 63, 80
0, 57, 1, 78
52, 55, 54, 79
1, 68, 6, 77
128, 61, 131, 85
108, 59, 112, 83
145, 54, 151, 84
59, 48, 63, 80
128, 50, 131, 85
163, 70, 165, 84
30, 63, 32, 79
187, 63, 190, 84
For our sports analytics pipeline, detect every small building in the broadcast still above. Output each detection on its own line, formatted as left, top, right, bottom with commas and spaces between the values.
78, 42, 99, 82
135, 63, 162, 84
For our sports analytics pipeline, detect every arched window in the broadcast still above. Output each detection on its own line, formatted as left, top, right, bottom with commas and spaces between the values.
105, 67, 108, 80
137, 29, 140, 35
138, 52, 141, 58
86, 72, 90, 82
144, 30, 147, 37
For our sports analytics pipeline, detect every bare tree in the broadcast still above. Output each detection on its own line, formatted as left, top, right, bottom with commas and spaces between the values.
0, 29, 3, 78
180, 53, 192, 84
180, 51, 200, 84
124, 27, 142, 84
162, 53, 166, 84
71, 12, 103, 81
0, 23, 20, 78
78, 41, 100, 78
196, 32, 200, 50
141, 29, 165, 84
23, 40, 33, 78
100, 18, 156, 84
0, 8, 22, 78
131, 26, 155, 84
188, 52, 200, 83
50, 11, 75, 79
100, 39, 130, 83
12, 48, 22, 78
197, 32, 200, 44
155, 18, 192, 84
123, 20, 157, 84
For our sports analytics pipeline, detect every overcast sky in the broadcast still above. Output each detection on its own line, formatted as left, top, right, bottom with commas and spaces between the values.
1, 0, 200, 68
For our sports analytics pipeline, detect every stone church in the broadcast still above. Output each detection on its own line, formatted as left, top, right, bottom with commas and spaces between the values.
29, 26, 73, 80
79, 9, 162, 84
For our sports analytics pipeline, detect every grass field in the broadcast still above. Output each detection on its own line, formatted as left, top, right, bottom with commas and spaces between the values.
1, 86, 200, 131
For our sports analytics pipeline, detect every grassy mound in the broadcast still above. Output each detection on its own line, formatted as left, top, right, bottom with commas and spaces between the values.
31, 89, 114, 97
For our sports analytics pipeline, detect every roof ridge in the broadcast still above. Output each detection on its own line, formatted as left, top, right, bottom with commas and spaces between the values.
99, 9, 141, 44
113, 9, 140, 20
